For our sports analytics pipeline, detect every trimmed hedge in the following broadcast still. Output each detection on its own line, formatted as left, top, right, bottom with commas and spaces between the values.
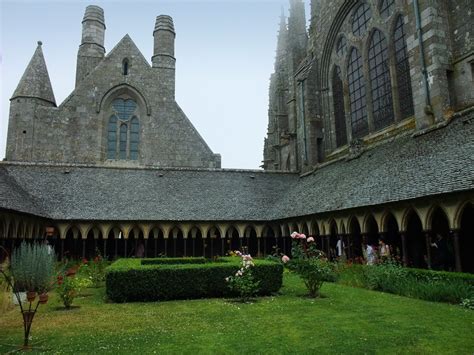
106, 257, 283, 302
141, 257, 207, 265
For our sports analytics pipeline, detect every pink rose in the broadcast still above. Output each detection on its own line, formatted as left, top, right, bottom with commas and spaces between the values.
299, 233, 307, 239
307, 237, 314, 242
290, 232, 299, 239
281, 255, 290, 263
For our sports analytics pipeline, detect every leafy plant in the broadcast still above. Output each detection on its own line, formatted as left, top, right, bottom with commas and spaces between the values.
79, 250, 108, 287
284, 232, 334, 298
0, 241, 56, 350
57, 274, 92, 308
225, 252, 260, 302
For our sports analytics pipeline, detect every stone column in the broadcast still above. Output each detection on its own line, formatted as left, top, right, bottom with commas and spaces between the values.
164, 239, 168, 257
124, 239, 128, 258
82, 239, 86, 259
425, 231, 432, 269
400, 232, 408, 266
104, 239, 107, 259
450, 230, 462, 272
257, 238, 261, 257
60, 239, 64, 261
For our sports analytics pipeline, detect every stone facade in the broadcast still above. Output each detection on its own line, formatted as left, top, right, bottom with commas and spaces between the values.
263, 0, 474, 172
6, 6, 221, 169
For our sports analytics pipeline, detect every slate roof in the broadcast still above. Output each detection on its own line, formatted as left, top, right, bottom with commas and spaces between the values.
0, 165, 297, 221
11, 43, 56, 105
0, 166, 45, 216
1, 114, 473, 222
275, 114, 474, 219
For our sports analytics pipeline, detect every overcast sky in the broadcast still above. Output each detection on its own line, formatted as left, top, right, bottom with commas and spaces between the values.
0, 0, 309, 169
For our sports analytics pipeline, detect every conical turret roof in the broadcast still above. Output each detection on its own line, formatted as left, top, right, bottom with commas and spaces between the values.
11, 41, 56, 105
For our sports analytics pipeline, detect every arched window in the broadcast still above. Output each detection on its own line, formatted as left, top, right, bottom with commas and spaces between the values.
107, 98, 140, 160
347, 47, 368, 138
130, 118, 139, 160
379, 0, 395, 19
332, 66, 347, 147
352, 3, 372, 36
394, 16, 414, 118
107, 116, 117, 160
122, 59, 129, 75
368, 29, 394, 130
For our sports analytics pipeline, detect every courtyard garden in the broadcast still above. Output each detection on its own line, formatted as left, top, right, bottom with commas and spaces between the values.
0, 238, 473, 354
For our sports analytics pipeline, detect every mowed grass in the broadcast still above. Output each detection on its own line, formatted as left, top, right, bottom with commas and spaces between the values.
0, 273, 473, 354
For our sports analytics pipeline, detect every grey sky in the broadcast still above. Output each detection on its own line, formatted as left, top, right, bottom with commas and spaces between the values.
0, 0, 309, 169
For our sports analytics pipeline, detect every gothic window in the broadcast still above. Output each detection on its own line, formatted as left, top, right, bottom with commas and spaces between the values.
394, 15, 414, 118
122, 59, 129, 75
336, 36, 347, 57
107, 116, 117, 160
347, 47, 368, 138
368, 29, 394, 130
378, 0, 395, 19
352, 3, 372, 37
332, 66, 347, 147
107, 98, 140, 160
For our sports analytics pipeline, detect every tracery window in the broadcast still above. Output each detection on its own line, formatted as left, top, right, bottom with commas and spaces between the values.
352, 3, 372, 36
394, 16, 414, 118
347, 47, 368, 138
368, 29, 394, 130
107, 98, 140, 160
336, 36, 347, 57
332, 66, 347, 147
379, 0, 395, 19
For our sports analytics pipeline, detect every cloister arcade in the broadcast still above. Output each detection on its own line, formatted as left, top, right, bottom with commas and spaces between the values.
1, 194, 473, 273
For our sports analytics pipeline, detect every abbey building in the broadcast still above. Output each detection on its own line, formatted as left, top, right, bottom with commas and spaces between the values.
1, 1, 473, 273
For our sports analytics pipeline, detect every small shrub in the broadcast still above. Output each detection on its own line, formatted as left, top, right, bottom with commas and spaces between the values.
79, 252, 108, 287
225, 252, 260, 302
285, 232, 334, 298
460, 297, 474, 310
57, 274, 92, 308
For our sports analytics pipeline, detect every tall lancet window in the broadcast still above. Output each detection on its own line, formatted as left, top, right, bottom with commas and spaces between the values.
347, 47, 368, 138
394, 15, 414, 118
332, 66, 347, 147
368, 29, 393, 130
107, 98, 140, 160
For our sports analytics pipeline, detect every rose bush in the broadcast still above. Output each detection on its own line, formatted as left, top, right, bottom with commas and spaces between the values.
225, 251, 260, 302
285, 232, 334, 298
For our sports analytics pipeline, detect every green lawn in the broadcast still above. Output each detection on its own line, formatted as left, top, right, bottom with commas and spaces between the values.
0, 273, 473, 354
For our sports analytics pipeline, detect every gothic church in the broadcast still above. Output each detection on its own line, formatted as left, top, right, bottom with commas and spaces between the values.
1, 1, 473, 273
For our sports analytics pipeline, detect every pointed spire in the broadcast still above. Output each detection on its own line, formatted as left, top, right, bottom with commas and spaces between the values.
11, 41, 56, 105
276, 9, 288, 55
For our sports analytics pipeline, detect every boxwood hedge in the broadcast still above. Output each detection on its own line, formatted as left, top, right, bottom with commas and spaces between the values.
106, 257, 283, 302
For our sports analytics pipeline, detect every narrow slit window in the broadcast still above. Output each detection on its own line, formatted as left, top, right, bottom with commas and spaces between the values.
123, 59, 129, 75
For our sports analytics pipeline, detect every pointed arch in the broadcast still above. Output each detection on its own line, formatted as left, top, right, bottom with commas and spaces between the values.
332, 65, 347, 147
368, 28, 394, 130
393, 15, 414, 119
347, 47, 368, 138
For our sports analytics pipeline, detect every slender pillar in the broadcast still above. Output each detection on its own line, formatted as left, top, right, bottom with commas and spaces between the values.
104, 239, 107, 259
173, 238, 176, 257
221, 239, 225, 256
263, 236, 267, 256
283, 236, 287, 255
192, 238, 195, 257
400, 232, 408, 266
425, 231, 432, 269
114, 238, 118, 259
124, 239, 128, 258
164, 239, 168, 257
257, 238, 261, 257
93, 238, 97, 255
326, 235, 331, 258
154, 238, 158, 257
239, 238, 243, 250
210, 238, 214, 258
82, 239, 86, 259
203, 239, 206, 257
144, 239, 148, 258
451, 230, 462, 272
184, 239, 187, 257
60, 239, 64, 261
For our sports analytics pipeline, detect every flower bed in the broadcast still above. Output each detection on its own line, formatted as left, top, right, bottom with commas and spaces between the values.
106, 257, 283, 302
